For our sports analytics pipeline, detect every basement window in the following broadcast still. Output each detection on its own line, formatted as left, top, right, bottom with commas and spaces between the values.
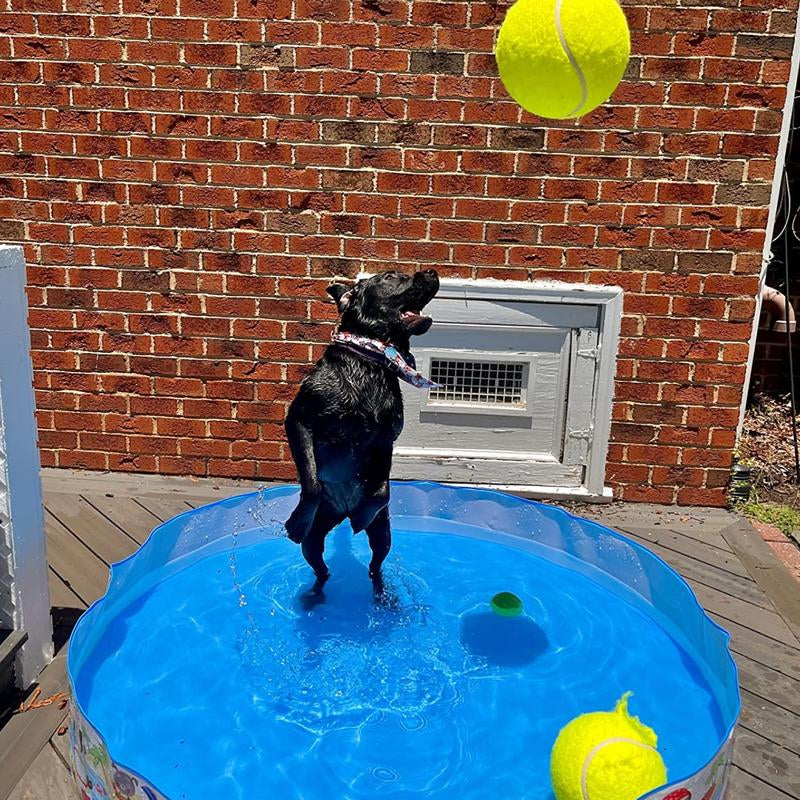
383, 277, 622, 502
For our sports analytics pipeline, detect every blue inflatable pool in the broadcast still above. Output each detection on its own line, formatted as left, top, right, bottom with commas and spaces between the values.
67, 482, 739, 800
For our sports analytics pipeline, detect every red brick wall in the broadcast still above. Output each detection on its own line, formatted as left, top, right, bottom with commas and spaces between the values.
1, 0, 796, 504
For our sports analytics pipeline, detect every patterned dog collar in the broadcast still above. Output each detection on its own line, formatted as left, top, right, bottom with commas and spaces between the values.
331, 330, 440, 390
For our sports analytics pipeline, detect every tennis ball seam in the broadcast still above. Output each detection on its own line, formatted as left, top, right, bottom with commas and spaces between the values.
553, 0, 588, 117
579, 736, 659, 800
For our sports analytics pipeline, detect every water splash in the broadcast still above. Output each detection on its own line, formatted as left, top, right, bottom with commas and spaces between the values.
230, 485, 287, 608
229, 519, 248, 608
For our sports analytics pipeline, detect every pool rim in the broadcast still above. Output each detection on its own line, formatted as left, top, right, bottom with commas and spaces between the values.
66, 480, 741, 800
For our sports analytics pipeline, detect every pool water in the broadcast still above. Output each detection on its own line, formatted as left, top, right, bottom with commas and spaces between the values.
75, 524, 725, 800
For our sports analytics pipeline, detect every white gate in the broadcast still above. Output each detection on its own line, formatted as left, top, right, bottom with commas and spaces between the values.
0, 244, 53, 688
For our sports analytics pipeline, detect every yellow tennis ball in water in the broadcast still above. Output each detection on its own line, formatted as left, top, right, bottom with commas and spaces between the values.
495, 0, 630, 119
550, 693, 668, 800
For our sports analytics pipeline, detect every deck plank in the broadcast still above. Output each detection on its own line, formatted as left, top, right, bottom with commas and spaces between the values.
733, 729, 800, 797
44, 492, 139, 567
82, 493, 159, 545
740, 688, 800, 756
612, 524, 751, 578
41, 466, 267, 502
49, 727, 71, 770
715, 617, 800, 680
689, 582, 799, 646
7, 742, 74, 800
582, 505, 737, 550
734, 656, 800, 716
134, 494, 195, 523
44, 511, 109, 607
615, 521, 736, 554
722, 519, 800, 644
727, 765, 795, 799
621, 531, 771, 609
46, 568, 82, 611
0, 655, 69, 800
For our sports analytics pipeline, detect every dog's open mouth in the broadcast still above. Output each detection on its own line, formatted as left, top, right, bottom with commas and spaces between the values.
400, 303, 433, 336
400, 305, 434, 335
398, 270, 439, 335
400, 309, 428, 327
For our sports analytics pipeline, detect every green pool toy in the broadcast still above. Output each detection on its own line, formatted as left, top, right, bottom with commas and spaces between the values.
490, 592, 523, 617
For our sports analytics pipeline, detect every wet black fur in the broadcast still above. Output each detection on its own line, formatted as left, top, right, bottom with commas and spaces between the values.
284, 269, 439, 594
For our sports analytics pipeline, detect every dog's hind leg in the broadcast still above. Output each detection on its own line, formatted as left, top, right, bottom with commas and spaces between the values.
301, 530, 328, 586
285, 409, 322, 543
301, 503, 343, 585
365, 507, 391, 591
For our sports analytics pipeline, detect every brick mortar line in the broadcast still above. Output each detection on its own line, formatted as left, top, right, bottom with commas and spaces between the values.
5, 234, 767, 254
8, 207, 768, 221
1, 78, 792, 97
0, 177, 770, 196
3, 208, 760, 224
0, 105, 782, 126
28, 338, 744, 351
3, 139, 774, 154
7, 232, 770, 250
3, 21, 796, 32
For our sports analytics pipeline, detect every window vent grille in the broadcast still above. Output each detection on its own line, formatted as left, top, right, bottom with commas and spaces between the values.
428, 359, 525, 406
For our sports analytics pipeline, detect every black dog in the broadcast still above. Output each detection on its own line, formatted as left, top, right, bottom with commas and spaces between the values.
284, 268, 440, 593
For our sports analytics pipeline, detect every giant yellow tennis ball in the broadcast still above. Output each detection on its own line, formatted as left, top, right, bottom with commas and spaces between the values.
495, 0, 630, 119
550, 693, 668, 800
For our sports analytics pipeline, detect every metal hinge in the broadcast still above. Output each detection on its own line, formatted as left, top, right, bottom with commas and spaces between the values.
568, 426, 594, 440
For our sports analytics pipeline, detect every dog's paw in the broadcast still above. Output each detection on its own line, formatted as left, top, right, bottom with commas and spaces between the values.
299, 576, 329, 611
285, 495, 321, 542
285, 511, 308, 543
286, 528, 304, 544
371, 574, 399, 609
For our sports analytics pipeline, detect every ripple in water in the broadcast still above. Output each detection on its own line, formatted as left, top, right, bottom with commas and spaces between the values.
237, 532, 470, 734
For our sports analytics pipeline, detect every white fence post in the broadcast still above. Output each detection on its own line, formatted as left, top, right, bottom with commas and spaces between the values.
0, 244, 53, 688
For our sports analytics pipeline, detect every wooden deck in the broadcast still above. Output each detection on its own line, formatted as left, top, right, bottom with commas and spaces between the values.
2, 468, 799, 800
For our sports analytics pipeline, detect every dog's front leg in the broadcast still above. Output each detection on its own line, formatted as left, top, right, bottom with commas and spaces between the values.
284, 411, 322, 543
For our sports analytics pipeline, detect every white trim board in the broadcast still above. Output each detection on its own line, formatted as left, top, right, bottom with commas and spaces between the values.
395, 479, 614, 504
0, 245, 53, 687
355, 274, 625, 306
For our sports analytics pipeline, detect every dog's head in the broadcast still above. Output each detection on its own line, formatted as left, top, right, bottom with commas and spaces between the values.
327, 269, 440, 347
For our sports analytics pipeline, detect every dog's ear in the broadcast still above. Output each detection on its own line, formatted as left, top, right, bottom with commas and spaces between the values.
326, 283, 352, 313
